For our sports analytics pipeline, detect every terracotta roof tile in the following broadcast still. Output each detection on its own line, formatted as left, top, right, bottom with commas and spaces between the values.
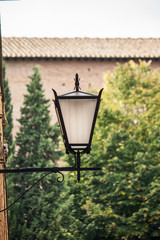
2, 37, 160, 59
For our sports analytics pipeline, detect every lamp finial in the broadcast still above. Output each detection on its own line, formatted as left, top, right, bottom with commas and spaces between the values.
74, 73, 80, 91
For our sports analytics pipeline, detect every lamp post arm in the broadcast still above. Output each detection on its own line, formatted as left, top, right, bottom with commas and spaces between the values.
0, 166, 100, 174
0, 166, 100, 213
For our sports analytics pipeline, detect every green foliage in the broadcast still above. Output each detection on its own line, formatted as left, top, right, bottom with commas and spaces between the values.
58, 60, 160, 239
7, 67, 63, 240
3, 60, 14, 157
6, 61, 160, 239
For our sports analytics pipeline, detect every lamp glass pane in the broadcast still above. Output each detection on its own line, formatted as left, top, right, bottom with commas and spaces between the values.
59, 98, 97, 147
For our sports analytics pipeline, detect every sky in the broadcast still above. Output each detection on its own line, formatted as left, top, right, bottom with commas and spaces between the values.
0, 0, 160, 38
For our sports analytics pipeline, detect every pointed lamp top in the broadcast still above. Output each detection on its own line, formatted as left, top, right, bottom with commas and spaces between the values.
74, 73, 80, 92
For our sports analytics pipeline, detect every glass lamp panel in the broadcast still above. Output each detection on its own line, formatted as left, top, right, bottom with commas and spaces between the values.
59, 98, 97, 147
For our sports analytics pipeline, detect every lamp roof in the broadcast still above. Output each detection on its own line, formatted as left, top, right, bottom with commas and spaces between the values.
58, 90, 98, 99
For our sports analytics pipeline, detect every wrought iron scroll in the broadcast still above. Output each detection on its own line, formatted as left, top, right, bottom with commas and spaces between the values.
57, 171, 64, 183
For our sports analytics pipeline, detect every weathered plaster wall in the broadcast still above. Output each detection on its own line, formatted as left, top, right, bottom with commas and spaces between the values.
4, 58, 160, 137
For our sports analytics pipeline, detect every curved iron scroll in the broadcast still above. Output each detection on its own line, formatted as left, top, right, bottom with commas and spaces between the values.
57, 171, 64, 183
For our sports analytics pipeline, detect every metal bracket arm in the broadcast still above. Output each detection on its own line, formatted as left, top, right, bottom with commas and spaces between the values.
0, 167, 100, 174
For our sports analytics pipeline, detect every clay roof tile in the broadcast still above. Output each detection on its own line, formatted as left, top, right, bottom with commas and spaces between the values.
2, 37, 160, 59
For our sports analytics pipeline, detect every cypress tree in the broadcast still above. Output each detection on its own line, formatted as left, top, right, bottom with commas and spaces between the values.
8, 67, 63, 240
3, 60, 14, 157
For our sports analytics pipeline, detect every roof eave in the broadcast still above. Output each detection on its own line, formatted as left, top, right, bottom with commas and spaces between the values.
3, 56, 160, 60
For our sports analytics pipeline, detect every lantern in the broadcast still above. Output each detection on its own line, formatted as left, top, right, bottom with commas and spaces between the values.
53, 73, 103, 181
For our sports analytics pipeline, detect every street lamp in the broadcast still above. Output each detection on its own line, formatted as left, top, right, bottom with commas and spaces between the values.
0, 74, 103, 183
53, 73, 103, 181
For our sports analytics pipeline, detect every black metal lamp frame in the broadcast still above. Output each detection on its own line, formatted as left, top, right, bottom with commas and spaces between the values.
52, 73, 103, 181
